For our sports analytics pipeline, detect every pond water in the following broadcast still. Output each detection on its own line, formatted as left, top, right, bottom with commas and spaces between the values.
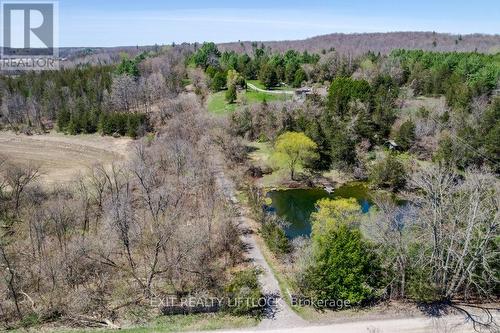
267, 184, 372, 239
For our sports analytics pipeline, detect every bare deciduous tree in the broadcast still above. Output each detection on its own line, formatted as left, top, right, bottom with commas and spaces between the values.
0, 93, 244, 328
410, 166, 499, 300
362, 196, 417, 299
110, 74, 137, 112
3, 162, 40, 216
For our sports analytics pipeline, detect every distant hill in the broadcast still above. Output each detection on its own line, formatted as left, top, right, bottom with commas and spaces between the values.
3, 32, 499, 66
218, 32, 500, 56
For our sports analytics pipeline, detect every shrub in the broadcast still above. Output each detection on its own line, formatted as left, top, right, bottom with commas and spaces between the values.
20, 312, 41, 328
224, 269, 263, 316
260, 215, 291, 256
369, 153, 407, 190
406, 266, 441, 302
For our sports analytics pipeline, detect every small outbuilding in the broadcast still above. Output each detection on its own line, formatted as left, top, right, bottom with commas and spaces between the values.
385, 140, 401, 151
294, 87, 328, 102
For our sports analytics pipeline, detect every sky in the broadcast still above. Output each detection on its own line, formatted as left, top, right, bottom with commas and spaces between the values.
55, 0, 500, 46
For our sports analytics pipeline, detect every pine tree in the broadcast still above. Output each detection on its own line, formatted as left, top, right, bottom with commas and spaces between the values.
225, 84, 237, 104
304, 198, 378, 305
395, 120, 416, 151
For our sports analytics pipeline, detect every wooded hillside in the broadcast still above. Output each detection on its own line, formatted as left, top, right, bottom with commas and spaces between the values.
219, 32, 500, 56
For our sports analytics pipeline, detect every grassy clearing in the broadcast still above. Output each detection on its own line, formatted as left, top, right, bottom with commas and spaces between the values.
207, 90, 290, 115
247, 141, 273, 167
247, 141, 287, 188
248, 141, 318, 189
207, 91, 237, 115
247, 79, 266, 90
247, 140, 356, 189
247, 80, 294, 92
12, 314, 258, 333
399, 95, 446, 118
244, 90, 288, 104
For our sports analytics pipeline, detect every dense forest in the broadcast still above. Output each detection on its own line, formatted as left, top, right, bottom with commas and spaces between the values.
0, 35, 499, 331
222, 46, 500, 173
0, 93, 262, 329
206, 43, 500, 309
220, 32, 500, 56
0, 46, 189, 137
189, 42, 319, 91
0, 44, 267, 330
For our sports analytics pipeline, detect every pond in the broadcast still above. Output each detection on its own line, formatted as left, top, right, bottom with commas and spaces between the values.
267, 183, 372, 239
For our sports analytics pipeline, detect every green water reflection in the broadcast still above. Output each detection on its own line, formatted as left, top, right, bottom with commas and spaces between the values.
267, 184, 372, 238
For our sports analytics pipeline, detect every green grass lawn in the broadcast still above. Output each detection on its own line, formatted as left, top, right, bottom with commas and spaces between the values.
247, 80, 294, 92
244, 90, 288, 103
207, 89, 291, 115
207, 91, 237, 115
11, 314, 258, 333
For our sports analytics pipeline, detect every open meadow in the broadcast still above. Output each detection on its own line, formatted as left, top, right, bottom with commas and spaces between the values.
0, 131, 133, 185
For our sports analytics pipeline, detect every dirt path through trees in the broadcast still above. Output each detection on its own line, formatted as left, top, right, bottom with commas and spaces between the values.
212, 157, 306, 330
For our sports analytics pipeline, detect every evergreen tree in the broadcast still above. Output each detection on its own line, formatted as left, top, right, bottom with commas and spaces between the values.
259, 63, 278, 89
395, 120, 416, 151
303, 198, 378, 305
211, 72, 227, 91
225, 84, 237, 104
329, 121, 356, 170
293, 68, 307, 88
328, 77, 371, 117
56, 108, 71, 132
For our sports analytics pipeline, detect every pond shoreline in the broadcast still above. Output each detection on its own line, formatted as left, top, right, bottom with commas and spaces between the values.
260, 171, 358, 194
266, 183, 373, 238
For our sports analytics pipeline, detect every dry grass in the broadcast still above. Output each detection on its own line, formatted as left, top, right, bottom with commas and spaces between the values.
0, 131, 133, 185
400, 95, 447, 117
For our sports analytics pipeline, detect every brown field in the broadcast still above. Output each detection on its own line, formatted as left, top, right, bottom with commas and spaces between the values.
0, 131, 133, 185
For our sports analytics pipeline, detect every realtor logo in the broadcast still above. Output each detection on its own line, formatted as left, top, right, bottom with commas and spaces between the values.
1, 1, 58, 70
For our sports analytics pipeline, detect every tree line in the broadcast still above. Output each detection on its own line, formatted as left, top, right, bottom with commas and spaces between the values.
0, 46, 189, 137
0, 95, 263, 329
392, 49, 500, 110
190, 42, 320, 92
